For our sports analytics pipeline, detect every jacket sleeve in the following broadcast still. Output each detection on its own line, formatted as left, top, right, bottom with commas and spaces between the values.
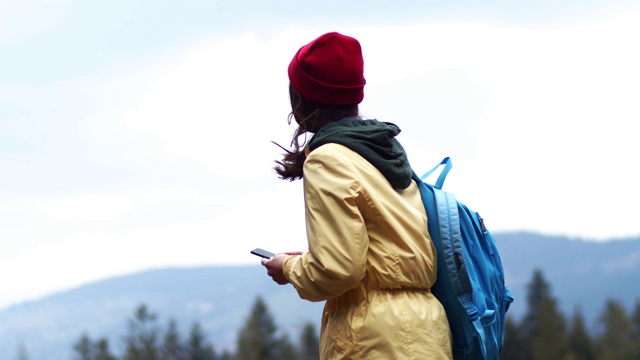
283, 145, 368, 302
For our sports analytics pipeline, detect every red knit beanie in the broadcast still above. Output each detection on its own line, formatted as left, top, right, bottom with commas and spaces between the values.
288, 32, 365, 106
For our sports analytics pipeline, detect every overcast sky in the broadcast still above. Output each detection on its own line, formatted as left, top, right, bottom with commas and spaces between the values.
2, 0, 639, 310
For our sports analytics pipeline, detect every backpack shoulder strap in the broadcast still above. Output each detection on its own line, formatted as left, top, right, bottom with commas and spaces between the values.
433, 189, 470, 297
433, 187, 491, 358
420, 157, 452, 190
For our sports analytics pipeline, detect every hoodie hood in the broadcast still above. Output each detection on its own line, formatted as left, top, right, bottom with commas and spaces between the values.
308, 118, 412, 189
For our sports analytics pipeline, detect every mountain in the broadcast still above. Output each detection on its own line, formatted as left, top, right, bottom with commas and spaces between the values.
0, 265, 325, 360
497, 231, 640, 320
1, 231, 639, 360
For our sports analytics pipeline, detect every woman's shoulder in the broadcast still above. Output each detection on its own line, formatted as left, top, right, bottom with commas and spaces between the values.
304, 143, 387, 186
305, 142, 368, 169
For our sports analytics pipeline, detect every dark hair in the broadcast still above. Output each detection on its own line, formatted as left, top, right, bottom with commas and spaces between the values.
273, 85, 359, 181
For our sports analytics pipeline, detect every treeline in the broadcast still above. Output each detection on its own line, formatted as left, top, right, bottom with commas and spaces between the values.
66, 297, 318, 360
13, 268, 640, 360
501, 269, 640, 360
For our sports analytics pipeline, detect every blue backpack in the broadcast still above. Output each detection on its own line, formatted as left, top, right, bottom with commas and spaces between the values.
413, 157, 514, 360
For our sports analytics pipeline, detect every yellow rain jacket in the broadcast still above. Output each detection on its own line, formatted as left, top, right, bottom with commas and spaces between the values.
283, 119, 453, 359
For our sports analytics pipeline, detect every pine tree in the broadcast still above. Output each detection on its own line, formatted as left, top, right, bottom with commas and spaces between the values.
597, 299, 633, 360
273, 333, 296, 360
631, 299, 640, 359
522, 269, 572, 360
522, 269, 551, 336
234, 296, 294, 360
124, 303, 161, 360
568, 307, 595, 360
519, 269, 545, 359
631, 300, 640, 359
500, 316, 527, 360
297, 322, 319, 360
161, 319, 185, 360
73, 333, 94, 360
186, 322, 217, 360
72, 333, 116, 360
94, 339, 117, 360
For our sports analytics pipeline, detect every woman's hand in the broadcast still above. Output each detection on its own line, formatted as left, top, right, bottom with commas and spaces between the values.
261, 252, 303, 285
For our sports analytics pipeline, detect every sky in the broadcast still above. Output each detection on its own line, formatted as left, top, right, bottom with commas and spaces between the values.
1, 0, 639, 310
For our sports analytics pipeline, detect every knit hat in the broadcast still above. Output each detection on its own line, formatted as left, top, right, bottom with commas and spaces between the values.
288, 32, 365, 106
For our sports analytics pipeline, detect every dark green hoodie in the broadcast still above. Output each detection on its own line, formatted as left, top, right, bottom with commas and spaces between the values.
308, 118, 413, 189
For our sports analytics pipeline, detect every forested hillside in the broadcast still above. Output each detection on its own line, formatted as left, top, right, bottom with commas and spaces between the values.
2, 232, 639, 359
32, 270, 640, 360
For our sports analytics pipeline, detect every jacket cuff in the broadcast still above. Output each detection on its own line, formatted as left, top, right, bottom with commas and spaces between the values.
282, 255, 294, 283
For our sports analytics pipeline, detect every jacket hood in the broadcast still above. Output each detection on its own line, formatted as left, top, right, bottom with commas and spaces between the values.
308, 118, 412, 189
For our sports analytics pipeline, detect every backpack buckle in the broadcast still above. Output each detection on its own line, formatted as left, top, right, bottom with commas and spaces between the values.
466, 306, 479, 320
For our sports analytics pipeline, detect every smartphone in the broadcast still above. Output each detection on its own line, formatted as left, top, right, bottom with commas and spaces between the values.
251, 248, 275, 259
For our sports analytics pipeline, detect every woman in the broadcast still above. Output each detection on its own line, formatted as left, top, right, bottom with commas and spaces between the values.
262, 32, 453, 360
